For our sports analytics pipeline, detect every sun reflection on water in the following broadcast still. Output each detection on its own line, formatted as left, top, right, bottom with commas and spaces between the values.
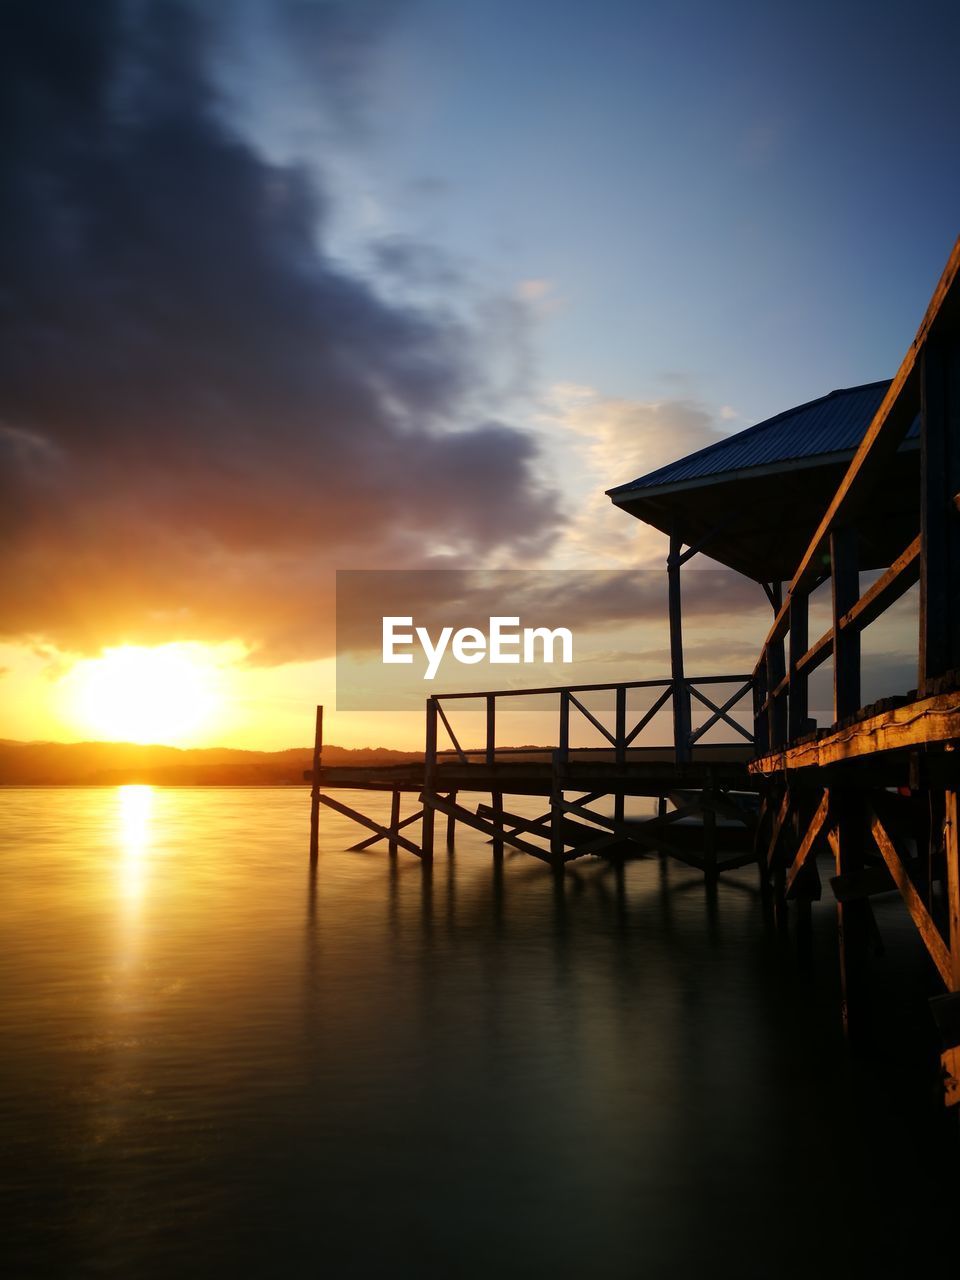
117, 784, 153, 902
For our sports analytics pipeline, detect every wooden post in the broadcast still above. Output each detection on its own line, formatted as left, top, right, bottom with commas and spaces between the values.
830, 526, 860, 722
389, 789, 400, 857
614, 684, 626, 826
766, 581, 787, 749
551, 692, 571, 864
491, 791, 504, 860
309, 704, 323, 864
753, 655, 769, 755
788, 588, 809, 741
446, 791, 457, 851
668, 533, 692, 763
485, 695, 496, 767
920, 340, 960, 690
946, 789, 960, 992
422, 698, 437, 862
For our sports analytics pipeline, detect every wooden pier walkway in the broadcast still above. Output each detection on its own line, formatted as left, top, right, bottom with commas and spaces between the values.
310, 676, 760, 876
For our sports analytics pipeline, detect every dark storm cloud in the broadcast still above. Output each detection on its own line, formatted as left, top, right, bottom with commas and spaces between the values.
0, 0, 557, 661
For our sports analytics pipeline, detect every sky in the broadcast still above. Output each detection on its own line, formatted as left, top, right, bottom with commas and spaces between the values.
1, 0, 957, 750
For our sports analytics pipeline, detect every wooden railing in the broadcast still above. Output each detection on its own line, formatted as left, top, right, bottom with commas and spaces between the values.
753, 238, 960, 754
424, 674, 754, 779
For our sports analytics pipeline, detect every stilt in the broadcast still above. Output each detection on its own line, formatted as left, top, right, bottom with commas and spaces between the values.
446, 791, 457, 851
389, 790, 400, 857
422, 698, 437, 862
309, 704, 323, 864
491, 790, 504, 860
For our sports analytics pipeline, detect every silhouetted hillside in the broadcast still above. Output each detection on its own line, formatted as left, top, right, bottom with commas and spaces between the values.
0, 740, 422, 786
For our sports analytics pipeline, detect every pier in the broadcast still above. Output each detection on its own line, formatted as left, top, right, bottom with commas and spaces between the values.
311, 237, 960, 1108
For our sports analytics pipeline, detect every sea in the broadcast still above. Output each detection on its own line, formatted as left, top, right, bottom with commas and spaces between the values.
1, 786, 957, 1278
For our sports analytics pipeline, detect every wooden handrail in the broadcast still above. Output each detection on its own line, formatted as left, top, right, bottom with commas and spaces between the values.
755, 237, 960, 666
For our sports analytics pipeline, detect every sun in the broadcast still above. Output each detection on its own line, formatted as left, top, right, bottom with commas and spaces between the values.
63, 644, 225, 745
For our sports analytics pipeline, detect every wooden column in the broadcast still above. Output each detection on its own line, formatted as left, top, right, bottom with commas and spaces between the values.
788, 589, 809, 740
485, 695, 496, 767
446, 792, 457, 851
551, 692, 570, 864
766, 581, 787, 748
389, 789, 400, 857
920, 340, 960, 690
491, 791, 504, 860
422, 698, 437, 861
753, 655, 769, 755
614, 685, 626, 826
668, 533, 692, 763
309, 704, 323, 864
831, 526, 860, 722
946, 789, 960, 992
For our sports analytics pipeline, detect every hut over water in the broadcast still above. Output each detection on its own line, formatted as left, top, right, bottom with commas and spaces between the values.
606, 381, 920, 582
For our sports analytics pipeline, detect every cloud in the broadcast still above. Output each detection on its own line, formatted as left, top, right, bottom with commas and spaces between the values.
534, 384, 732, 566
0, 0, 558, 663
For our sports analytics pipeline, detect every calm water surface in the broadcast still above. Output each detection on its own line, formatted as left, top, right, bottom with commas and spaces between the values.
0, 787, 956, 1277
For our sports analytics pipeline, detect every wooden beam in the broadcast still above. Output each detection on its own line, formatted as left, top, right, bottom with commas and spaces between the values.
785, 791, 831, 897
624, 685, 674, 746
348, 803, 423, 852
435, 700, 469, 765
568, 692, 618, 745
946, 790, 960, 991
831, 526, 860, 722
788, 590, 810, 740
309, 704, 323, 864
869, 806, 953, 988
668, 533, 692, 762
795, 626, 834, 676
423, 699, 437, 860
422, 790, 554, 862
749, 690, 960, 773
318, 791, 422, 858
766, 788, 792, 869
838, 536, 921, 633
920, 338, 960, 687
688, 681, 754, 744
485, 694, 496, 767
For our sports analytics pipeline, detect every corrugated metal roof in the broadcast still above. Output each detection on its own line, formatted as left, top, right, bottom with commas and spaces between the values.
608, 381, 918, 497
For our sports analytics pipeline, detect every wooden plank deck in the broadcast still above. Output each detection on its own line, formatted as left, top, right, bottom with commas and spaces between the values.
318, 745, 757, 798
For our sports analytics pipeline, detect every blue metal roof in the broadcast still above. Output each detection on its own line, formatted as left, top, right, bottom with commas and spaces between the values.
608, 381, 917, 497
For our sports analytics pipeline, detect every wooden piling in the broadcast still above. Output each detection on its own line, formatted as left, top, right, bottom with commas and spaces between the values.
309, 704, 323, 864
422, 698, 437, 861
446, 792, 457, 851
389, 789, 400, 857
491, 790, 504, 860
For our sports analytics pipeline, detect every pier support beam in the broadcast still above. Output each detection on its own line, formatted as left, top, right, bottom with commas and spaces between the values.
422, 698, 437, 862
668, 533, 692, 763
309, 704, 323, 864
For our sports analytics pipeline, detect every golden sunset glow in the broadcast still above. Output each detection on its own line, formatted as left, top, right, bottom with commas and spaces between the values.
62, 645, 225, 746
117, 784, 152, 902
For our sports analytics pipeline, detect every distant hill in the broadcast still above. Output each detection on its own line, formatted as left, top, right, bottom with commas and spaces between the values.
0, 739, 422, 786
